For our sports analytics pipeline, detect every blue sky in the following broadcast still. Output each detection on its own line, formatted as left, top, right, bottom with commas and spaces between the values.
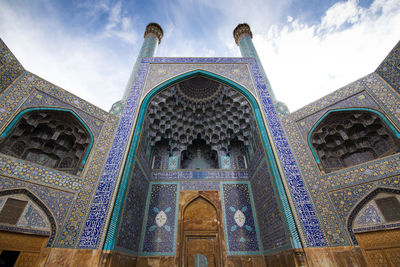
0, 0, 399, 112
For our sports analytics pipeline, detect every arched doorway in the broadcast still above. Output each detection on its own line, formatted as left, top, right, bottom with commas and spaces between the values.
179, 192, 223, 267
348, 188, 400, 266
104, 69, 300, 255
0, 189, 56, 266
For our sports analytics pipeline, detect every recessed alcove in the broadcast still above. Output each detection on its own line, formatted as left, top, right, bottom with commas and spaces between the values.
0, 109, 91, 175
310, 110, 400, 173
141, 75, 261, 170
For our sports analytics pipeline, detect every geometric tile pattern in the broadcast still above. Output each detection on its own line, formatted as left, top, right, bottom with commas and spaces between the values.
19, 90, 104, 137
0, 43, 119, 249
354, 202, 383, 228
221, 182, 261, 255
60, 113, 117, 248
0, 180, 74, 246
151, 170, 249, 181
0, 73, 109, 136
347, 187, 400, 243
296, 91, 381, 142
284, 70, 400, 246
79, 57, 325, 248
116, 162, 149, 254
250, 159, 290, 252
0, 39, 24, 94
143, 63, 256, 97
0, 154, 81, 191
140, 183, 178, 256
180, 181, 220, 191
376, 41, 400, 92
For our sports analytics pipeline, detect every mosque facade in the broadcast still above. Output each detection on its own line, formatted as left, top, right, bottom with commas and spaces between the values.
0, 22, 399, 266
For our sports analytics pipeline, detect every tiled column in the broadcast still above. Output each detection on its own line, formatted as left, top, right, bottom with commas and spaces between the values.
110, 23, 163, 115
234, 23, 289, 115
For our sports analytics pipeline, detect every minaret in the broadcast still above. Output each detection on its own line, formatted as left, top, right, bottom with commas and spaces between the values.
233, 23, 289, 115
110, 23, 163, 115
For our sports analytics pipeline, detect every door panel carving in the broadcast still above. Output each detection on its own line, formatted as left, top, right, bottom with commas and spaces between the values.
179, 192, 223, 267
356, 228, 400, 267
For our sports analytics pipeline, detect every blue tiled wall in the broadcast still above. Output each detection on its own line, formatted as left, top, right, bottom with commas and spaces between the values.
221, 182, 261, 255
140, 183, 179, 256
250, 159, 290, 252
115, 162, 149, 254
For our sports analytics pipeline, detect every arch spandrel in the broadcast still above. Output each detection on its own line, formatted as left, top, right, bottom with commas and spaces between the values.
142, 63, 256, 99
90, 58, 322, 250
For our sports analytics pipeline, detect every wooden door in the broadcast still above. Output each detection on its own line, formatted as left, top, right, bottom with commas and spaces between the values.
0, 231, 48, 267
185, 234, 218, 267
356, 228, 400, 266
182, 195, 221, 267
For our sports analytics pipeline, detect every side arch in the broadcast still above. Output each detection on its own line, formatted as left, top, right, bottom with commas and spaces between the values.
308, 107, 400, 171
104, 69, 301, 250
0, 107, 95, 172
0, 188, 57, 246
347, 187, 400, 244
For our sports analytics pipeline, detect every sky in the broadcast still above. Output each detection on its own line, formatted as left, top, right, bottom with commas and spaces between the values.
0, 0, 399, 112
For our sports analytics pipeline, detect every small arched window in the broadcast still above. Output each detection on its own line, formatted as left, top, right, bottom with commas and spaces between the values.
310, 109, 400, 173
0, 109, 92, 175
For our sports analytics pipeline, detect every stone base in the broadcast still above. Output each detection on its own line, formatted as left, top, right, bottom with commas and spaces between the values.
37, 246, 368, 266
41, 248, 102, 267
100, 250, 137, 267
264, 248, 306, 267
226, 255, 266, 266
263, 247, 366, 267
303, 246, 367, 267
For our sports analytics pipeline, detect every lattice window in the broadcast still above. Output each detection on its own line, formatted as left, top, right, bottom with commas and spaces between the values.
0, 110, 91, 175
229, 138, 248, 169
151, 138, 169, 169
310, 110, 400, 173
0, 198, 28, 225
375, 196, 400, 222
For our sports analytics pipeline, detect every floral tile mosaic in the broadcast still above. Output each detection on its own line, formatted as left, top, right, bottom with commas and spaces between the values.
221, 182, 261, 255
140, 182, 179, 256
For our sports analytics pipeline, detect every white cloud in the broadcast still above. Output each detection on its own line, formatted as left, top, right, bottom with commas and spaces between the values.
254, 0, 400, 112
0, 0, 399, 114
103, 1, 137, 44
0, 1, 138, 111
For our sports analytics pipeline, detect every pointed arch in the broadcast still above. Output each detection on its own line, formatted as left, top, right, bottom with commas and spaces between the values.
347, 187, 400, 244
104, 69, 301, 250
307, 108, 400, 172
0, 188, 57, 246
178, 191, 223, 266
182, 195, 218, 230
0, 107, 94, 174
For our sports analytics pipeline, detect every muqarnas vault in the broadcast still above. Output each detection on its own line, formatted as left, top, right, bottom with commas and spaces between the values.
0, 22, 400, 266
